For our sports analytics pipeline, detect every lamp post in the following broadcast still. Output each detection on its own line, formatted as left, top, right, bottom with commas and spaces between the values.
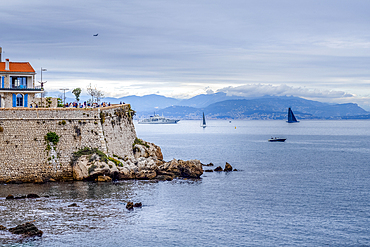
38, 68, 47, 107
59, 88, 69, 106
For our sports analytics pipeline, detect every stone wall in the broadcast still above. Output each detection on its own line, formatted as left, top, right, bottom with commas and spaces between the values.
0, 105, 136, 183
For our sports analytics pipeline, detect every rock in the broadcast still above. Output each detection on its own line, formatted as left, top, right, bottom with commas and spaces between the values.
27, 194, 40, 198
203, 163, 214, 166
33, 178, 45, 184
0, 225, 7, 231
97, 175, 112, 182
134, 202, 142, 207
158, 159, 203, 178
155, 175, 174, 181
8, 222, 43, 237
6, 194, 14, 200
68, 203, 79, 207
48, 178, 56, 182
224, 162, 233, 172
15, 196, 26, 199
204, 169, 214, 172
126, 202, 134, 210
233, 169, 238, 171
214, 166, 223, 172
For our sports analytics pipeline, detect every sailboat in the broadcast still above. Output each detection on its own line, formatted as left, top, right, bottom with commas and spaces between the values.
287, 107, 299, 123
201, 112, 206, 128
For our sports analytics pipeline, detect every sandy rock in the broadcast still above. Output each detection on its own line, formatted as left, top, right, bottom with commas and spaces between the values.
73, 156, 89, 180
97, 175, 112, 182
0, 225, 6, 231
126, 202, 134, 210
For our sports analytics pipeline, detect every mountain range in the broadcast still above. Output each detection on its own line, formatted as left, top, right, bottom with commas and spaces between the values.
58, 92, 370, 120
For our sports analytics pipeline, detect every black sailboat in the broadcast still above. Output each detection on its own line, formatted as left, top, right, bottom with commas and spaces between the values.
287, 107, 299, 123
201, 112, 206, 128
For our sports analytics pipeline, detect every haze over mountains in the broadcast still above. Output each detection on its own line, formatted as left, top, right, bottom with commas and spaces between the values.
100, 92, 370, 120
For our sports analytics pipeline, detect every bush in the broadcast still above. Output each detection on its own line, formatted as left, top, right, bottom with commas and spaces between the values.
132, 138, 149, 149
62, 120, 66, 125
45, 132, 59, 145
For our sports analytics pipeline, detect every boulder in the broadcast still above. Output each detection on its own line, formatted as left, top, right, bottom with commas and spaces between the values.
224, 162, 233, 172
27, 194, 40, 198
8, 222, 43, 237
214, 166, 223, 172
68, 203, 79, 207
6, 194, 14, 200
126, 202, 134, 210
204, 169, 214, 172
134, 202, 142, 207
0, 225, 7, 231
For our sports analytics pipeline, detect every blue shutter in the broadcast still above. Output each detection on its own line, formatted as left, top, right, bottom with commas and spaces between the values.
9, 76, 12, 88
1, 76, 3, 88
12, 94, 16, 107
24, 94, 28, 107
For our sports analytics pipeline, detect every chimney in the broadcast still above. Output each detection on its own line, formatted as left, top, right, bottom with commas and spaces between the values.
5, 59, 9, 70
0, 47, 2, 62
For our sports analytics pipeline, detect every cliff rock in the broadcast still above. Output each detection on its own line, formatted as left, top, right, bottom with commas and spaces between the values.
72, 140, 203, 181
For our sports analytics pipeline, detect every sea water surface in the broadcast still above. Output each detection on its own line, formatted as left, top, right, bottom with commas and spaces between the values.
0, 120, 370, 246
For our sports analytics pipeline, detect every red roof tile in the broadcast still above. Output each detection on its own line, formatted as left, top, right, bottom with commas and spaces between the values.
0, 62, 35, 73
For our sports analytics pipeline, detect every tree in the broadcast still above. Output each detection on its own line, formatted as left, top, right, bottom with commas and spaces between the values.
94, 89, 105, 104
87, 83, 94, 103
72, 88, 82, 102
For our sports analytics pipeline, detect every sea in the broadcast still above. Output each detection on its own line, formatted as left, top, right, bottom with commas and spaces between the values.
0, 120, 369, 246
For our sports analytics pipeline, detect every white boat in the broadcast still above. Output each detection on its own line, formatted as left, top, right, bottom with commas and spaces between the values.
201, 112, 206, 128
138, 114, 180, 124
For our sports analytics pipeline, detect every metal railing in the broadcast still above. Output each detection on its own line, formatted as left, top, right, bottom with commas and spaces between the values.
0, 86, 43, 91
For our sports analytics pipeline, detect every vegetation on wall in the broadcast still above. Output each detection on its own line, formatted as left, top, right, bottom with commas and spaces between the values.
45, 132, 60, 145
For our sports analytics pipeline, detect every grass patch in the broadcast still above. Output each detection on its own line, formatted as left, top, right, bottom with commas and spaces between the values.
132, 138, 149, 149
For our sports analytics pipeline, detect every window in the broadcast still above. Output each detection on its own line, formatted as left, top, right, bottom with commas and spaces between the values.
11, 77, 27, 89
16, 94, 23, 107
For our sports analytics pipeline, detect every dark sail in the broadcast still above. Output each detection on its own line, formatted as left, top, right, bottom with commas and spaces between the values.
287, 107, 299, 123
201, 112, 206, 127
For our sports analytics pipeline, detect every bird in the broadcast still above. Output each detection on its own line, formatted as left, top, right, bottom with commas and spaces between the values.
93, 33, 98, 36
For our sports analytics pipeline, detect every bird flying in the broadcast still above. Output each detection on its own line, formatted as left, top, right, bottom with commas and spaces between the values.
93, 33, 98, 36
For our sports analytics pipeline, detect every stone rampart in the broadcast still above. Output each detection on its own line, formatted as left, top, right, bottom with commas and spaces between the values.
0, 104, 136, 183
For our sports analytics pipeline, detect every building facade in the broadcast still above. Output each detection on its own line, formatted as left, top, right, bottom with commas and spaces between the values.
0, 48, 42, 108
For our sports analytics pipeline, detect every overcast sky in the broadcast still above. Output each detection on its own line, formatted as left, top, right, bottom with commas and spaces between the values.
2, 0, 370, 109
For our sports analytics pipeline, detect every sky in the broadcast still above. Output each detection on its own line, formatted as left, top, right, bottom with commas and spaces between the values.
1, 0, 370, 109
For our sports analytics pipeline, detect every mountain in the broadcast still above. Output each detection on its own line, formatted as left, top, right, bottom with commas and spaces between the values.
139, 96, 369, 120
178, 92, 245, 108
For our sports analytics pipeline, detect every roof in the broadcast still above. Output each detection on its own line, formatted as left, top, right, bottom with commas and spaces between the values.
0, 62, 35, 73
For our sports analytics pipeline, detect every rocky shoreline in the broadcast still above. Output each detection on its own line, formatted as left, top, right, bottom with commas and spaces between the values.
72, 139, 204, 182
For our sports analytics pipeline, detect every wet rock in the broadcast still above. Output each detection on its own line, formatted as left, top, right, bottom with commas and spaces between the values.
27, 194, 40, 199
134, 202, 142, 207
155, 175, 174, 181
14, 196, 26, 199
126, 202, 134, 210
214, 166, 223, 172
224, 162, 233, 172
8, 222, 43, 237
204, 169, 214, 172
48, 178, 56, 182
6, 194, 14, 200
0, 225, 7, 231
68, 203, 79, 207
96, 175, 112, 182
33, 178, 45, 184
203, 163, 214, 166
233, 169, 238, 171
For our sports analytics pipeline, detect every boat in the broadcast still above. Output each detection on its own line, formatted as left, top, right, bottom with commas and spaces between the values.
138, 114, 180, 124
201, 112, 206, 128
268, 137, 286, 142
287, 107, 299, 123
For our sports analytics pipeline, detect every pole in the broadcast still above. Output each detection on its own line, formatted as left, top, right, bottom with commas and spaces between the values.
38, 68, 47, 107
59, 88, 69, 106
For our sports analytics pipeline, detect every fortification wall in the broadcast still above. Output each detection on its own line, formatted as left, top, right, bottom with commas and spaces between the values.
0, 105, 136, 183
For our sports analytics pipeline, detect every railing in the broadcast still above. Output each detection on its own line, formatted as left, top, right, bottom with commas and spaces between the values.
0, 86, 43, 91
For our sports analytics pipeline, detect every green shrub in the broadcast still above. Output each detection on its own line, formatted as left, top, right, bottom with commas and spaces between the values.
45, 132, 59, 145
62, 120, 66, 125
132, 138, 149, 149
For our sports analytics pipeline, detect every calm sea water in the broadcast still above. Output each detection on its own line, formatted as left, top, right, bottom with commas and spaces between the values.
0, 120, 370, 246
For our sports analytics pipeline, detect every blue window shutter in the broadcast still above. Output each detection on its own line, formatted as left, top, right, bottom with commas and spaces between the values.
1, 76, 3, 88
12, 94, 16, 107
24, 94, 28, 107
